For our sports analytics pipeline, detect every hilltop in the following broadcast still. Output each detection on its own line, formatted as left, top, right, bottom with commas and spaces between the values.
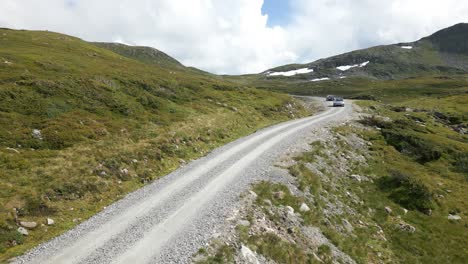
92, 42, 184, 68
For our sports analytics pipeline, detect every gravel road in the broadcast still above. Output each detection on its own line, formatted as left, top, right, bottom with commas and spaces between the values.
15, 98, 353, 264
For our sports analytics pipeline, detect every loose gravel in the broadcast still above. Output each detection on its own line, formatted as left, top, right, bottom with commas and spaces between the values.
14, 98, 354, 264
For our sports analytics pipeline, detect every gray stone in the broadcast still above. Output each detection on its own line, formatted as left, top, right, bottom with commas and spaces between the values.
299, 203, 310, 212
398, 222, 416, 233
286, 206, 295, 215
17, 227, 29, 236
240, 245, 259, 264
249, 191, 258, 199
32, 129, 43, 140
342, 219, 353, 233
348, 174, 362, 182
384, 206, 392, 214
263, 199, 272, 206
20, 221, 37, 229
46, 218, 55, 226
238, 220, 250, 227
448, 214, 461, 221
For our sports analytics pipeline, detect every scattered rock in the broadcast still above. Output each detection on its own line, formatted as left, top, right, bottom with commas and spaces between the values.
403, 208, 408, 215
132, 159, 138, 163
6, 147, 20, 153
46, 218, 55, 226
448, 214, 461, 221
348, 174, 362, 182
398, 222, 416, 233
17, 227, 28, 236
120, 168, 129, 175
238, 220, 250, 227
285, 206, 295, 215
20, 221, 37, 229
263, 199, 272, 206
249, 191, 258, 199
273, 191, 285, 200
299, 203, 310, 212
348, 174, 369, 182
342, 219, 354, 233
240, 245, 260, 264
384, 206, 392, 214
179, 159, 186, 164
31, 129, 43, 140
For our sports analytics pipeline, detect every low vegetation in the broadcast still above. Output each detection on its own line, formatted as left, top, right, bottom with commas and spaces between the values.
0, 28, 310, 261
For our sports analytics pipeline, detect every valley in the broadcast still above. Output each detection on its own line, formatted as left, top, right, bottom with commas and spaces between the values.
0, 22, 467, 264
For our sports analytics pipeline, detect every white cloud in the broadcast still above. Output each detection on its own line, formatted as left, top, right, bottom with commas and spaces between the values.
0, 0, 467, 74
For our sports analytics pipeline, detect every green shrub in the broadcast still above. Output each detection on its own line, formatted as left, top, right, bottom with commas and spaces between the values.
382, 130, 442, 163
247, 233, 313, 264
377, 170, 433, 212
453, 152, 468, 175
18, 195, 55, 216
0, 227, 24, 253
358, 116, 390, 128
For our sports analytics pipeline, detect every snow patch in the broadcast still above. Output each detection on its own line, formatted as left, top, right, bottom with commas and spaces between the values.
311, 77, 330, 82
401, 46, 413, 49
268, 68, 313, 77
336, 61, 369, 71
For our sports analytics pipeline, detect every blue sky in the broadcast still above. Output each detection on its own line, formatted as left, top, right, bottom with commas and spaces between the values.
262, 0, 291, 27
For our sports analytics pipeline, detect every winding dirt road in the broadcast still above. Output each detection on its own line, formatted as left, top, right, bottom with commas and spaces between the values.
16, 98, 353, 264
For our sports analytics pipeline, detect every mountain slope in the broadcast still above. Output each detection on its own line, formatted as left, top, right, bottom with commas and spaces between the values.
92, 42, 184, 68
255, 23, 468, 81
0, 28, 309, 261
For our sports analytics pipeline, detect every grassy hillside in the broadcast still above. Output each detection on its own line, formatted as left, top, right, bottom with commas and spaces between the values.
196, 86, 467, 264
92, 42, 184, 68
0, 28, 310, 261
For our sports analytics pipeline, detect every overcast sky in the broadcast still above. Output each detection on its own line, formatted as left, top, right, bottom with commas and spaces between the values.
0, 0, 467, 74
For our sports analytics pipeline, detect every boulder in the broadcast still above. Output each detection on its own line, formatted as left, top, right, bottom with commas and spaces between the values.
17, 227, 28, 236
286, 206, 295, 215
240, 245, 260, 264
32, 129, 43, 140
299, 203, 310, 212
46, 218, 55, 226
20, 221, 37, 229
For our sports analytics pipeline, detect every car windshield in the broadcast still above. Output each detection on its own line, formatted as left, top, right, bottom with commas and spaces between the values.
335, 98, 343, 101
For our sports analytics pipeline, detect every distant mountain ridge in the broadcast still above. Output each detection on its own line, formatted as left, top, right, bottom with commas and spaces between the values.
260, 23, 468, 81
